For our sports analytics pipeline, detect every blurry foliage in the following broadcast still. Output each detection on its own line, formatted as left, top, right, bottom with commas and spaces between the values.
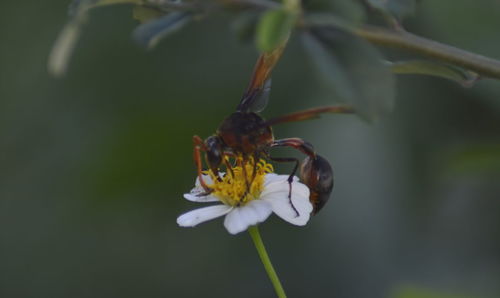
443, 143, 500, 175
388, 60, 479, 87
256, 8, 295, 52
302, 27, 395, 120
2, 0, 500, 297
50, 0, 500, 122
231, 11, 260, 43
303, 0, 366, 24
391, 285, 479, 298
365, 0, 415, 21
132, 5, 165, 23
132, 12, 192, 49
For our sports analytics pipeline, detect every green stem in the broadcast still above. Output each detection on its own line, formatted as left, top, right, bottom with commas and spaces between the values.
354, 25, 500, 79
248, 226, 287, 298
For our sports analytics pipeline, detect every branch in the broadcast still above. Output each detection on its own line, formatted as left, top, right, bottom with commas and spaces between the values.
354, 25, 500, 80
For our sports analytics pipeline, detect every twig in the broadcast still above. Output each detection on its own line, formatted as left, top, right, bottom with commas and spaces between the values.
354, 25, 500, 79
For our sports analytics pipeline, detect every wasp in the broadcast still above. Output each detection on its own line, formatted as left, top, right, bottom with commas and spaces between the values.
193, 46, 354, 215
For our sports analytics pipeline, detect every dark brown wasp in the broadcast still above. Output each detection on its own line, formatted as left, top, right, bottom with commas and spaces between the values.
193, 46, 354, 215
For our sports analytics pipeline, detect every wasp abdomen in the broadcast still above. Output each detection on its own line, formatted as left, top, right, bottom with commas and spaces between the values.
300, 154, 334, 214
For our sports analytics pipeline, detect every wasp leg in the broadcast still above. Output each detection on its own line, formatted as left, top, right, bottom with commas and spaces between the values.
248, 153, 262, 189
272, 138, 334, 214
262, 105, 355, 127
272, 138, 329, 214
272, 138, 316, 158
269, 156, 300, 217
223, 157, 235, 179
237, 157, 249, 189
193, 135, 213, 195
237, 157, 254, 205
222, 151, 238, 179
236, 155, 263, 205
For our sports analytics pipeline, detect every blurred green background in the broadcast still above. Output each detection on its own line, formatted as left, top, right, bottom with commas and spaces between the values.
1, 1, 500, 297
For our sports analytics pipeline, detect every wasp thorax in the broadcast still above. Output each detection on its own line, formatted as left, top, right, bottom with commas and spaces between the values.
217, 112, 273, 155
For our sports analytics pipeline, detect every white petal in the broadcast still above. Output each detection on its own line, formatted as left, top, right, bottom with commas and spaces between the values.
183, 192, 219, 203
177, 205, 232, 227
192, 172, 227, 187
184, 175, 219, 202
260, 176, 297, 198
223, 200, 273, 234
261, 180, 312, 226
263, 174, 298, 187
194, 174, 215, 188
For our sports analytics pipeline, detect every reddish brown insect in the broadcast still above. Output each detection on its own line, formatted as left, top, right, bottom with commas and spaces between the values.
193, 46, 354, 214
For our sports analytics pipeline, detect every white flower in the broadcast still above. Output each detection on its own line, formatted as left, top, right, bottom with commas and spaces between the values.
177, 173, 313, 235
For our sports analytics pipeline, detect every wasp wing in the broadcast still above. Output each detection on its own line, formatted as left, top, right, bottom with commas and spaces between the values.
237, 45, 285, 113
238, 78, 272, 113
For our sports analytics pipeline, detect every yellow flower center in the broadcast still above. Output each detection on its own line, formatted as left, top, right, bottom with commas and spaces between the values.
206, 158, 273, 206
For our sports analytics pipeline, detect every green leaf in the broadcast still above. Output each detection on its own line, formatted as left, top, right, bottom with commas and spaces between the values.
302, 28, 395, 121
132, 12, 191, 49
256, 9, 296, 52
366, 0, 415, 19
389, 60, 479, 87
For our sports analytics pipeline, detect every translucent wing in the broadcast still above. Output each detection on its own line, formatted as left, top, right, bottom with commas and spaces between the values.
238, 79, 272, 113
237, 45, 285, 113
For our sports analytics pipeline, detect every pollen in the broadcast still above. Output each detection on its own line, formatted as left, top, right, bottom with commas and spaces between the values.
206, 158, 273, 206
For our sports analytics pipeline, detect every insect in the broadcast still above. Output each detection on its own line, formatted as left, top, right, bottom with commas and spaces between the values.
193, 46, 354, 214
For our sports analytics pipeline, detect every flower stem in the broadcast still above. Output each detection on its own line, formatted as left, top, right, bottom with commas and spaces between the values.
248, 226, 287, 298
